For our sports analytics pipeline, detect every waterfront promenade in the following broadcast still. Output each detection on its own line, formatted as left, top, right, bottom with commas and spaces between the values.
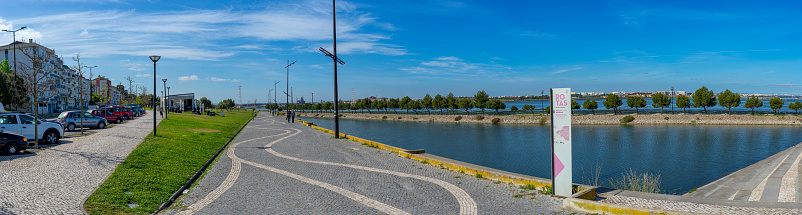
687, 141, 802, 203
163, 113, 572, 214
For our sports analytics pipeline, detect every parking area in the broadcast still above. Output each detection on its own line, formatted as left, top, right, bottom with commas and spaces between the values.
0, 110, 161, 214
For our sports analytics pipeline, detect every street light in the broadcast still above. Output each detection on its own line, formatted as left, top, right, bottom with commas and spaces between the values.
162, 78, 167, 119
318, 0, 346, 138
286, 60, 296, 110
3, 26, 26, 110
149, 55, 161, 136
86, 66, 97, 95
167, 86, 171, 113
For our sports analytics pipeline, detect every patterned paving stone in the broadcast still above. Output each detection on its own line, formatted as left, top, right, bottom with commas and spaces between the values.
164, 113, 572, 214
0, 111, 161, 215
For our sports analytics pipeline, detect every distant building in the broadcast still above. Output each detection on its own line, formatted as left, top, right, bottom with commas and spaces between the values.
296, 97, 306, 105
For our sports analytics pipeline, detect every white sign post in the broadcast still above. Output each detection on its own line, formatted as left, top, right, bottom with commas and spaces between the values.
550, 88, 572, 197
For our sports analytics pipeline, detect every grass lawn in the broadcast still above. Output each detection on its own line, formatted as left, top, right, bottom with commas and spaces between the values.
84, 110, 254, 214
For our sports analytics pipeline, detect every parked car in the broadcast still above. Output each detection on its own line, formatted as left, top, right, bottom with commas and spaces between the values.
126, 105, 144, 116
127, 104, 146, 116
56, 111, 109, 132
91, 109, 125, 124
0, 130, 27, 155
108, 106, 133, 120
0, 112, 64, 144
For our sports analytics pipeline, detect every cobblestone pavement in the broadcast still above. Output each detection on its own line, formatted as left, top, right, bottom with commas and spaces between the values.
599, 195, 802, 214
0, 111, 161, 215
163, 113, 573, 215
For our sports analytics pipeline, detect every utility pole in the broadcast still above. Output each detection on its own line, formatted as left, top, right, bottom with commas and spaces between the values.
238, 86, 242, 107
311, 93, 314, 104
274, 80, 281, 108
541, 90, 545, 113
3, 26, 25, 110
286, 60, 296, 109
319, 0, 346, 138
671, 86, 675, 112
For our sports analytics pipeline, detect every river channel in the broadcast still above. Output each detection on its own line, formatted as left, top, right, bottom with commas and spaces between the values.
300, 117, 802, 194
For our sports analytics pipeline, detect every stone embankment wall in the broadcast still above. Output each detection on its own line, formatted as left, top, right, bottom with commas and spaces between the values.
297, 112, 802, 125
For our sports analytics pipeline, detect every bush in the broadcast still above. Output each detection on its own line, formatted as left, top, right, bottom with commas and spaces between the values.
620, 116, 635, 123
454, 116, 463, 121
539, 117, 548, 125
608, 169, 662, 193
473, 115, 485, 120
382, 116, 387, 120
397, 116, 402, 119
664, 117, 669, 120
491, 118, 501, 125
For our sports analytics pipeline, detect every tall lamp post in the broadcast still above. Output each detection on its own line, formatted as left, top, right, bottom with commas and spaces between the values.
2, 26, 26, 110
162, 79, 167, 118
167, 87, 171, 113
273, 80, 281, 111
149, 55, 161, 136
286, 60, 296, 110
319, 0, 346, 138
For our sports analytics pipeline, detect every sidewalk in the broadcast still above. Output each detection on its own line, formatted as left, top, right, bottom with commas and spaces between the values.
163, 113, 573, 214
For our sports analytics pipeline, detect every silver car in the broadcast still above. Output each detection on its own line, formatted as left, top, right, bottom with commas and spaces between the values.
0, 112, 64, 144
57, 111, 109, 132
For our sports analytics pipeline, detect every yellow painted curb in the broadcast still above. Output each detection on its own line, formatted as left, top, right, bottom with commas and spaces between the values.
563, 197, 699, 215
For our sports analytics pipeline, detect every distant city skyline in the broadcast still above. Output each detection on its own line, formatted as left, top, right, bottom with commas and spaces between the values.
2, 0, 800, 104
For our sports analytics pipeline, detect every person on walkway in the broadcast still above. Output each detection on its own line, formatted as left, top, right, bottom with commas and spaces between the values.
291, 110, 296, 123
286, 110, 291, 123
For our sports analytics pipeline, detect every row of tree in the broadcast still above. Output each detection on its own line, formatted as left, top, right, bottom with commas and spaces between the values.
262, 86, 801, 116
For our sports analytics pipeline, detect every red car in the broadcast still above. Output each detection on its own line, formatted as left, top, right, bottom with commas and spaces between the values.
109, 106, 134, 120
91, 109, 125, 124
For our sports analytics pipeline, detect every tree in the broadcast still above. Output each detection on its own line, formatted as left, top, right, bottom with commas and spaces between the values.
458, 98, 473, 114
408, 100, 422, 114
422, 94, 433, 114
446, 93, 457, 114
545, 106, 551, 114
400, 96, 412, 113
125, 76, 134, 104
218, 99, 236, 111
692, 86, 717, 114
717, 89, 741, 115
362, 98, 373, 113
651, 93, 671, 114
19, 46, 60, 148
200, 97, 214, 109
487, 100, 506, 115
603, 94, 623, 114
571, 100, 581, 110
744, 96, 763, 115
769, 97, 784, 114
510, 105, 518, 114
474, 90, 489, 115
583, 99, 598, 114
626, 96, 647, 114
0, 60, 27, 109
676, 95, 691, 113
387, 98, 399, 114
433, 94, 444, 114
789, 101, 801, 114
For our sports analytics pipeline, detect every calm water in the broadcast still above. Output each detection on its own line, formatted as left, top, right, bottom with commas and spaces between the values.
301, 117, 802, 194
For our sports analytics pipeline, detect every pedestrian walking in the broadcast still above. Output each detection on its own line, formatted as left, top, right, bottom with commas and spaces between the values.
286, 110, 291, 123
291, 110, 296, 123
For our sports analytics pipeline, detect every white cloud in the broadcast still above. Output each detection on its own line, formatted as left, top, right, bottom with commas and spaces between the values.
135, 73, 152, 78
552, 66, 582, 74
230, 79, 242, 83
178, 75, 199, 81
210, 77, 228, 82
9, 1, 405, 60
401, 56, 511, 78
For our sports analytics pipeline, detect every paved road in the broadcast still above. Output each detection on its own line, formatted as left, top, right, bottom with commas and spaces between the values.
687, 141, 802, 203
164, 113, 571, 214
0, 111, 161, 215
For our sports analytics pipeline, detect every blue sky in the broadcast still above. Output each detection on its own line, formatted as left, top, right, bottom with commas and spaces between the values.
2, 0, 801, 104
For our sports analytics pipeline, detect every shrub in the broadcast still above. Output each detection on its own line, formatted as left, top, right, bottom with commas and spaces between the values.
491, 118, 501, 125
519, 184, 537, 190
538, 185, 553, 195
539, 117, 548, 125
454, 116, 463, 121
382, 116, 388, 120
339, 114, 344, 117
608, 169, 662, 193
314, 114, 319, 117
664, 117, 669, 120
476, 173, 483, 179
473, 115, 485, 120
620, 116, 635, 123
397, 116, 402, 119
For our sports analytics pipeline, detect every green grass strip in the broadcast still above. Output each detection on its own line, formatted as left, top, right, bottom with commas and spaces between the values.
84, 110, 253, 214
